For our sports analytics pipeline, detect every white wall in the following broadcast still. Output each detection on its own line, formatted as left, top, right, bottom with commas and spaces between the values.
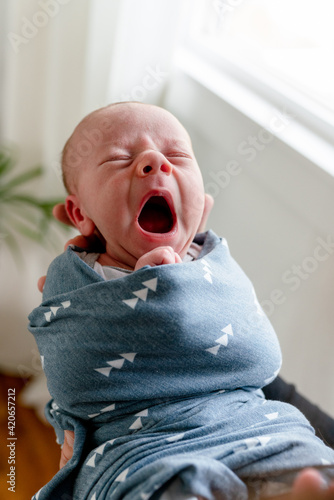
0, 0, 91, 377
0, 0, 183, 379
164, 68, 334, 415
1, 0, 333, 418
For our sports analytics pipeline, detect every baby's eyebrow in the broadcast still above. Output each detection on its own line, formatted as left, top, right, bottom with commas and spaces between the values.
99, 144, 128, 156
97, 148, 129, 165
98, 138, 192, 158
163, 139, 192, 151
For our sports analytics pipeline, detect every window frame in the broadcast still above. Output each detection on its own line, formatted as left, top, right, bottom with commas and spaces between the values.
175, 0, 334, 176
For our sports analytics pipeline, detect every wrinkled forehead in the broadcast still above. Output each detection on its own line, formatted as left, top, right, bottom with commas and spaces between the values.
71, 103, 193, 152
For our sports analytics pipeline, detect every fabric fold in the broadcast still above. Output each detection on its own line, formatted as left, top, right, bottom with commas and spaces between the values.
28, 231, 334, 499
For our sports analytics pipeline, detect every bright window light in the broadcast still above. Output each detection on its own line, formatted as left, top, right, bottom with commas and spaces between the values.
189, 0, 334, 115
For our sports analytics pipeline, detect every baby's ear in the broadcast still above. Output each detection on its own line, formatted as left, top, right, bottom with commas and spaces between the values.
65, 195, 96, 236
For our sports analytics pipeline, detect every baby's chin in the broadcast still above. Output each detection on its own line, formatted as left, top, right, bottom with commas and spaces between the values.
133, 231, 194, 263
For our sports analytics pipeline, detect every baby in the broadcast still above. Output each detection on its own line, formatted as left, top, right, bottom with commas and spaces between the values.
62, 101, 206, 272
29, 102, 334, 500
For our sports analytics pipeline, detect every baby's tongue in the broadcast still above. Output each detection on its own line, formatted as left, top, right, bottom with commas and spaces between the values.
138, 197, 173, 234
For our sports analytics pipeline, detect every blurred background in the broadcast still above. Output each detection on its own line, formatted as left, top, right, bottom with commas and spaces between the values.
0, 0, 334, 495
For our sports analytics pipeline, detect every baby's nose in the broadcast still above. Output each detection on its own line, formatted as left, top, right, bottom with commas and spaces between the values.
137, 152, 173, 177
141, 164, 171, 175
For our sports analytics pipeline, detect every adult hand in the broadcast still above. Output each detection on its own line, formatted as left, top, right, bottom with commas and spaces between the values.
262, 469, 334, 500
198, 193, 214, 233
37, 204, 105, 292
53, 203, 105, 251
52, 203, 72, 227
59, 430, 74, 469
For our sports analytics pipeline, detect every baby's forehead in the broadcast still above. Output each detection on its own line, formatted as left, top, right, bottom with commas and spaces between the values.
73, 104, 192, 150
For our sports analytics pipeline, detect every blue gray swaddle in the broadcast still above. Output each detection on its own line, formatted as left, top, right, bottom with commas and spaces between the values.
28, 231, 334, 499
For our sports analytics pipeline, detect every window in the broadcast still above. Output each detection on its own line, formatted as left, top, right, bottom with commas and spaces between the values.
185, 0, 334, 126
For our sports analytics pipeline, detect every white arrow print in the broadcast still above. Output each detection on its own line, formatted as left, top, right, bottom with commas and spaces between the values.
166, 433, 185, 442
205, 345, 220, 355
215, 324, 234, 346
107, 359, 125, 369
95, 443, 108, 455
129, 417, 143, 430
88, 413, 100, 419
129, 409, 149, 430
206, 324, 234, 353
115, 468, 129, 482
44, 311, 52, 322
50, 306, 60, 316
133, 288, 149, 301
135, 409, 148, 417
101, 403, 116, 413
122, 298, 139, 309
233, 435, 272, 453
86, 453, 97, 467
265, 412, 279, 421
120, 353, 137, 362
94, 367, 112, 377
142, 278, 158, 291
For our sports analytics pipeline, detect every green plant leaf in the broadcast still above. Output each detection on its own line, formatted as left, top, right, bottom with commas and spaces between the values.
0, 151, 14, 178
4, 194, 65, 216
0, 166, 43, 195
0, 145, 69, 255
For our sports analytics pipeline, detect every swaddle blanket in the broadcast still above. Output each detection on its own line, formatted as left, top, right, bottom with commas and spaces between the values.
29, 231, 334, 500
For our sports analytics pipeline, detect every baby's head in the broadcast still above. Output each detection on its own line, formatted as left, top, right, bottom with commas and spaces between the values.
62, 102, 205, 269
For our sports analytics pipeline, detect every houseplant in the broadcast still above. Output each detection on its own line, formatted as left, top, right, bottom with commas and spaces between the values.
0, 145, 68, 259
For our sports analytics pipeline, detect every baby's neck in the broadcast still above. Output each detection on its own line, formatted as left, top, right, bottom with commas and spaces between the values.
97, 253, 134, 271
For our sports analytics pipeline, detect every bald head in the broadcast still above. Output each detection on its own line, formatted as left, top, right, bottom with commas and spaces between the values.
61, 102, 192, 194
62, 102, 120, 193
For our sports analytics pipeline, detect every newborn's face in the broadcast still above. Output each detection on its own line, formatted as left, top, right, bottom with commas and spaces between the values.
68, 103, 205, 269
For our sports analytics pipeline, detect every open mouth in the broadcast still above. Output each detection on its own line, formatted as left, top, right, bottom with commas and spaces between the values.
138, 196, 175, 234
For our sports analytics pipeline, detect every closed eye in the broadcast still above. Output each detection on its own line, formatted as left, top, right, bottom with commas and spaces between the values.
165, 152, 192, 159
100, 156, 132, 165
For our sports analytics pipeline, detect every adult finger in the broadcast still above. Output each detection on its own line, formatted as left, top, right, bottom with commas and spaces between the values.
37, 276, 46, 293
59, 430, 75, 469
52, 203, 73, 227
198, 194, 214, 233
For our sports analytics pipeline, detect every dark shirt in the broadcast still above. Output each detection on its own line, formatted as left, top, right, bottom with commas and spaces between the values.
264, 376, 334, 449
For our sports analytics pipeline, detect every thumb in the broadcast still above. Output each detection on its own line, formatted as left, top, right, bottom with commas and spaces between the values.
59, 430, 75, 469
